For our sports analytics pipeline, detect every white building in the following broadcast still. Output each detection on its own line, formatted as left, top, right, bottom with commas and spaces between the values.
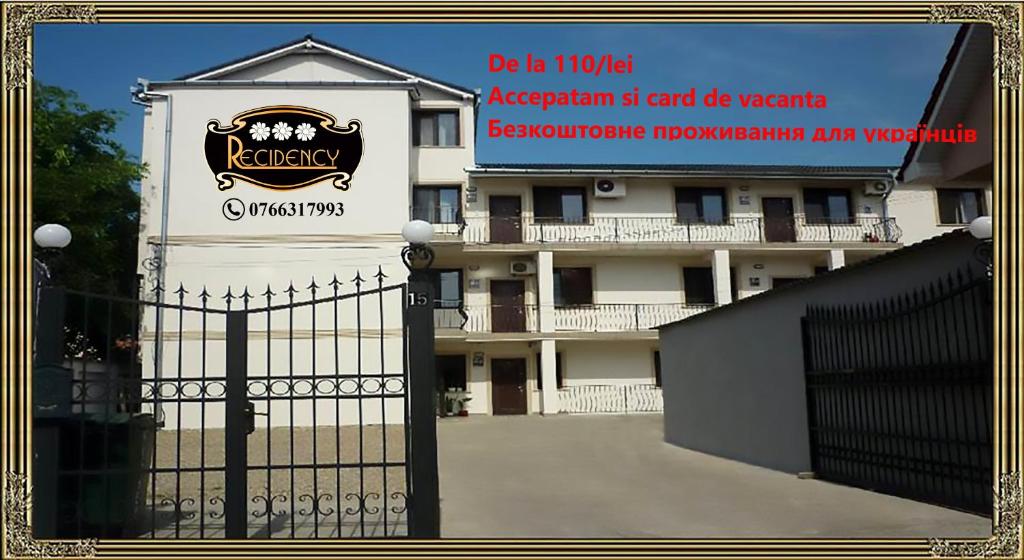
134, 34, 973, 423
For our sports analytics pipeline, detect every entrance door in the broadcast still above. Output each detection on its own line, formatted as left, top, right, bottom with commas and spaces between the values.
489, 196, 522, 243
490, 280, 526, 332
491, 358, 527, 415
762, 197, 796, 242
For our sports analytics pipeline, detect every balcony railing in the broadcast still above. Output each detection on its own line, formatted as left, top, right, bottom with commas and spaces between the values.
553, 303, 712, 331
434, 304, 539, 333
558, 384, 663, 414
435, 303, 710, 333
447, 215, 901, 245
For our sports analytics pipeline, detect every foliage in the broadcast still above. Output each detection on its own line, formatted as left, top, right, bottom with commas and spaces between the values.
33, 83, 144, 294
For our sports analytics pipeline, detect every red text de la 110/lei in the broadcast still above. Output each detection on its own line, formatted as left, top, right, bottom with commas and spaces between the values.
484, 52, 978, 146
490, 53, 634, 76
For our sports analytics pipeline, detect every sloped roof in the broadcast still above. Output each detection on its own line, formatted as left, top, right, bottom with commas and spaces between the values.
175, 34, 476, 98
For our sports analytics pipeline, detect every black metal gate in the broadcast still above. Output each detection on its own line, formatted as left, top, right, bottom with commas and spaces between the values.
32, 269, 440, 539
801, 267, 993, 515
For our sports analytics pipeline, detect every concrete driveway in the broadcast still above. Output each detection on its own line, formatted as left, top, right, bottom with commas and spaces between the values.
437, 414, 991, 538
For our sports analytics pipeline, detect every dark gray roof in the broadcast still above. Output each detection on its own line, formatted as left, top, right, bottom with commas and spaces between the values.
175, 34, 476, 96
472, 163, 894, 177
897, 24, 971, 180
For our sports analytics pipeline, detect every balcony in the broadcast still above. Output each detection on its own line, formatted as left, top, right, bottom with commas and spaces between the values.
553, 303, 712, 331
445, 215, 901, 245
434, 303, 711, 333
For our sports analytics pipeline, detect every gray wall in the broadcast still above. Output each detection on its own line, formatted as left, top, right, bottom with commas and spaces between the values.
659, 231, 986, 474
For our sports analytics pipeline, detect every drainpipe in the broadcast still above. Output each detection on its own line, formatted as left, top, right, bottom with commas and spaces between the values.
131, 80, 172, 425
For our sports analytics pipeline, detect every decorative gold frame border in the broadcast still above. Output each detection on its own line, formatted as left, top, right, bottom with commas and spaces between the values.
1, 2, 1020, 558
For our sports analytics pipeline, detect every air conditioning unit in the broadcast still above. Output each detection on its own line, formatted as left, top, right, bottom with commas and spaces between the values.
864, 180, 891, 196
594, 178, 626, 198
510, 260, 536, 276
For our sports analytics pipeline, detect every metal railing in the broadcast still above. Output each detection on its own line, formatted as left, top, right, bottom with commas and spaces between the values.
434, 304, 539, 333
450, 215, 901, 245
552, 303, 713, 331
435, 303, 711, 333
558, 384, 663, 414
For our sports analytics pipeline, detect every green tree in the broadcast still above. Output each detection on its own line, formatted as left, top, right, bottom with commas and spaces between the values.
33, 83, 144, 294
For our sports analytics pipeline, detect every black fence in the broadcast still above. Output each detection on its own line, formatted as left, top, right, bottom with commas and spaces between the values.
801, 267, 993, 515
32, 269, 441, 539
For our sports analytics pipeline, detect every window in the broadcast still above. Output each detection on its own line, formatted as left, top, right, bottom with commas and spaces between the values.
413, 186, 461, 224
937, 188, 985, 224
772, 277, 804, 289
553, 268, 593, 306
535, 352, 564, 390
675, 187, 728, 224
683, 267, 715, 305
433, 269, 463, 309
803, 188, 853, 224
437, 355, 467, 391
533, 187, 587, 223
413, 110, 459, 147
654, 351, 662, 388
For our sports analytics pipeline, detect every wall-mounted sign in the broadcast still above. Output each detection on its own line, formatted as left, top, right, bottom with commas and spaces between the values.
472, 352, 485, 367
205, 106, 362, 191
749, 277, 761, 287
738, 195, 751, 206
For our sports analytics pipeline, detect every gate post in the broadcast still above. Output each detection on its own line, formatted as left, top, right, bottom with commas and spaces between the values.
224, 311, 248, 539
407, 269, 440, 538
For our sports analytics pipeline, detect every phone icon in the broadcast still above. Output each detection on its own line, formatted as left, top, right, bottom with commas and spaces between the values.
222, 198, 244, 221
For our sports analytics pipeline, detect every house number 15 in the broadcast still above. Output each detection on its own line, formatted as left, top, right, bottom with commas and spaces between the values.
408, 291, 429, 307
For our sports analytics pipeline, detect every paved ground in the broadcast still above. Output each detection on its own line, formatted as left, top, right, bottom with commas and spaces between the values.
437, 414, 991, 538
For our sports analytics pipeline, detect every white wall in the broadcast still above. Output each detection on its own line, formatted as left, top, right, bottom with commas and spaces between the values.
559, 340, 659, 386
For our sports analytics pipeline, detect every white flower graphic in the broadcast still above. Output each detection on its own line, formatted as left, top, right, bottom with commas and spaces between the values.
295, 122, 316, 142
249, 122, 270, 141
272, 122, 293, 141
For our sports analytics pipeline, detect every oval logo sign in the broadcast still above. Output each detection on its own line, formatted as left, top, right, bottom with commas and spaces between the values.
205, 105, 362, 191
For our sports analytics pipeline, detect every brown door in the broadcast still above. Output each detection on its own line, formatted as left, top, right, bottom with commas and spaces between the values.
490, 280, 526, 332
489, 196, 522, 243
491, 358, 527, 415
762, 197, 796, 242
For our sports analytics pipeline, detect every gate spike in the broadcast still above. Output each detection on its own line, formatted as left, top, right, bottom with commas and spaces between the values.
285, 282, 298, 297
223, 286, 235, 302
241, 287, 253, 304
308, 276, 320, 292
262, 283, 275, 298
199, 286, 210, 303
352, 271, 365, 287
174, 282, 188, 296
151, 279, 165, 295
374, 265, 388, 281
328, 274, 342, 289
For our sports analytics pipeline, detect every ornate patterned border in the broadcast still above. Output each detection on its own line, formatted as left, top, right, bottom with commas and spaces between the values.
2, 472, 96, 559
930, 3, 1023, 89
2, 2, 97, 91
929, 472, 1022, 558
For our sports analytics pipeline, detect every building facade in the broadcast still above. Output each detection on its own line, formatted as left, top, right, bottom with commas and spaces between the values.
134, 34, 974, 421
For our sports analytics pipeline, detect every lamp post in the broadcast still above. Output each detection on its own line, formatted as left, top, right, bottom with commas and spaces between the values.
31, 223, 71, 539
968, 215, 993, 277
400, 219, 440, 538
33, 223, 72, 286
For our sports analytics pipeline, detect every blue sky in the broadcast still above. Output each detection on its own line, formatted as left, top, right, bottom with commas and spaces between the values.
34, 23, 958, 166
